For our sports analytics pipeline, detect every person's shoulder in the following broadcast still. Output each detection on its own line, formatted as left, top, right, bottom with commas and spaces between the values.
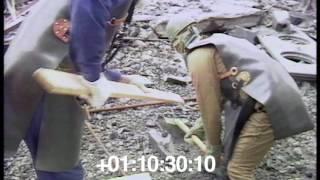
187, 45, 217, 60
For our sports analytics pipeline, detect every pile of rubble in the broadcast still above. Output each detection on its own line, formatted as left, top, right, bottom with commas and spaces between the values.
145, 0, 317, 81
4, 0, 317, 179
4, 0, 39, 51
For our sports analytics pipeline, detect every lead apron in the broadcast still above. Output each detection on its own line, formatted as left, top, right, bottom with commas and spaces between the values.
4, 0, 85, 171
187, 33, 313, 166
187, 34, 313, 140
222, 98, 256, 164
5, 0, 135, 171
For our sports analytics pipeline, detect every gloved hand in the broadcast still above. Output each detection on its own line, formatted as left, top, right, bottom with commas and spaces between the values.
80, 73, 112, 107
120, 74, 152, 93
184, 117, 206, 144
201, 144, 224, 175
184, 118, 224, 175
212, 164, 228, 179
206, 144, 223, 167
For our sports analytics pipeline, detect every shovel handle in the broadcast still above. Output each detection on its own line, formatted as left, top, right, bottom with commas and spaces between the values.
174, 120, 208, 154
191, 135, 208, 154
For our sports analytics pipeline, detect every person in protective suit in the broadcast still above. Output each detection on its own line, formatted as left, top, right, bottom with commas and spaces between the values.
166, 13, 314, 180
4, 0, 144, 179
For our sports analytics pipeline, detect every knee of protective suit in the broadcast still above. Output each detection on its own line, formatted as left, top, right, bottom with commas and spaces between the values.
227, 161, 254, 180
36, 163, 85, 180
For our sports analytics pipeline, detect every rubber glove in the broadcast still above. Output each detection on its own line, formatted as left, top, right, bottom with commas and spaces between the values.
120, 74, 152, 93
184, 117, 206, 144
80, 73, 112, 107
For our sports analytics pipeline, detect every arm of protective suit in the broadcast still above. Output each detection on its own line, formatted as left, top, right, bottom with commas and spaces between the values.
69, 0, 135, 106
186, 46, 225, 146
104, 69, 122, 82
69, 0, 132, 82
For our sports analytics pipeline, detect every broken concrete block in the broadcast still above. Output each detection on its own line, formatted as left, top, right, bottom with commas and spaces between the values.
271, 10, 291, 32
289, 12, 306, 25
145, 119, 157, 128
195, 2, 264, 33
150, 17, 170, 38
198, 14, 261, 33
289, 11, 315, 26
257, 26, 316, 81
148, 129, 175, 158
227, 27, 258, 44
132, 15, 157, 22
164, 75, 191, 86
132, 40, 147, 48
158, 119, 185, 143
153, 3, 264, 38
128, 26, 140, 37
299, 0, 317, 13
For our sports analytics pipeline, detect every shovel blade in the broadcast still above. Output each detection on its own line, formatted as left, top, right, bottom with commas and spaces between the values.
107, 173, 152, 180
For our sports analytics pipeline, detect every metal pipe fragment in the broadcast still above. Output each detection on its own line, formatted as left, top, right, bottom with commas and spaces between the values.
89, 97, 197, 113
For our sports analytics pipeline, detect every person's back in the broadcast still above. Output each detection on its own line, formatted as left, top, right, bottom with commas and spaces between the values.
4, 0, 136, 179
4, 0, 75, 168
188, 33, 313, 139
166, 14, 314, 179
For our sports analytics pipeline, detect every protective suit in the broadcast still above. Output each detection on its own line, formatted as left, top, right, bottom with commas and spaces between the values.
166, 14, 313, 180
4, 0, 133, 179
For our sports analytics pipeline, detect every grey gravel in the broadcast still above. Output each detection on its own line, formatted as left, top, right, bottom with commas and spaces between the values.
4, 0, 317, 180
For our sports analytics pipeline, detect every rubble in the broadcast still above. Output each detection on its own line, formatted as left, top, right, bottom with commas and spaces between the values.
4, 0, 39, 33
271, 10, 291, 32
195, 2, 264, 34
132, 40, 147, 48
145, 120, 157, 128
4, 0, 317, 180
227, 27, 259, 44
148, 129, 176, 158
257, 26, 316, 81
150, 1, 264, 38
289, 11, 314, 25
164, 75, 191, 86
132, 15, 157, 22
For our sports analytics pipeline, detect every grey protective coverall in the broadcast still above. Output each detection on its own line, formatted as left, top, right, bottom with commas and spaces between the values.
186, 33, 314, 179
4, 0, 133, 178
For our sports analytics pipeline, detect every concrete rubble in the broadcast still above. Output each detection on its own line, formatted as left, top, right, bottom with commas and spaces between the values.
150, 1, 264, 38
227, 26, 259, 44
164, 75, 191, 86
148, 129, 176, 158
271, 10, 291, 32
4, 0, 39, 33
195, 1, 264, 34
4, 0, 317, 179
257, 26, 317, 81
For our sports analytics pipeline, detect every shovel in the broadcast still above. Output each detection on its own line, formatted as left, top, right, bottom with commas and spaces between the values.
106, 173, 152, 180
84, 109, 152, 180
32, 68, 184, 105
164, 118, 208, 154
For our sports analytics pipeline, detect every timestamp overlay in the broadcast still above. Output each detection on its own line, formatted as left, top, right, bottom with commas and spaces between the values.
96, 155, 216, 173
